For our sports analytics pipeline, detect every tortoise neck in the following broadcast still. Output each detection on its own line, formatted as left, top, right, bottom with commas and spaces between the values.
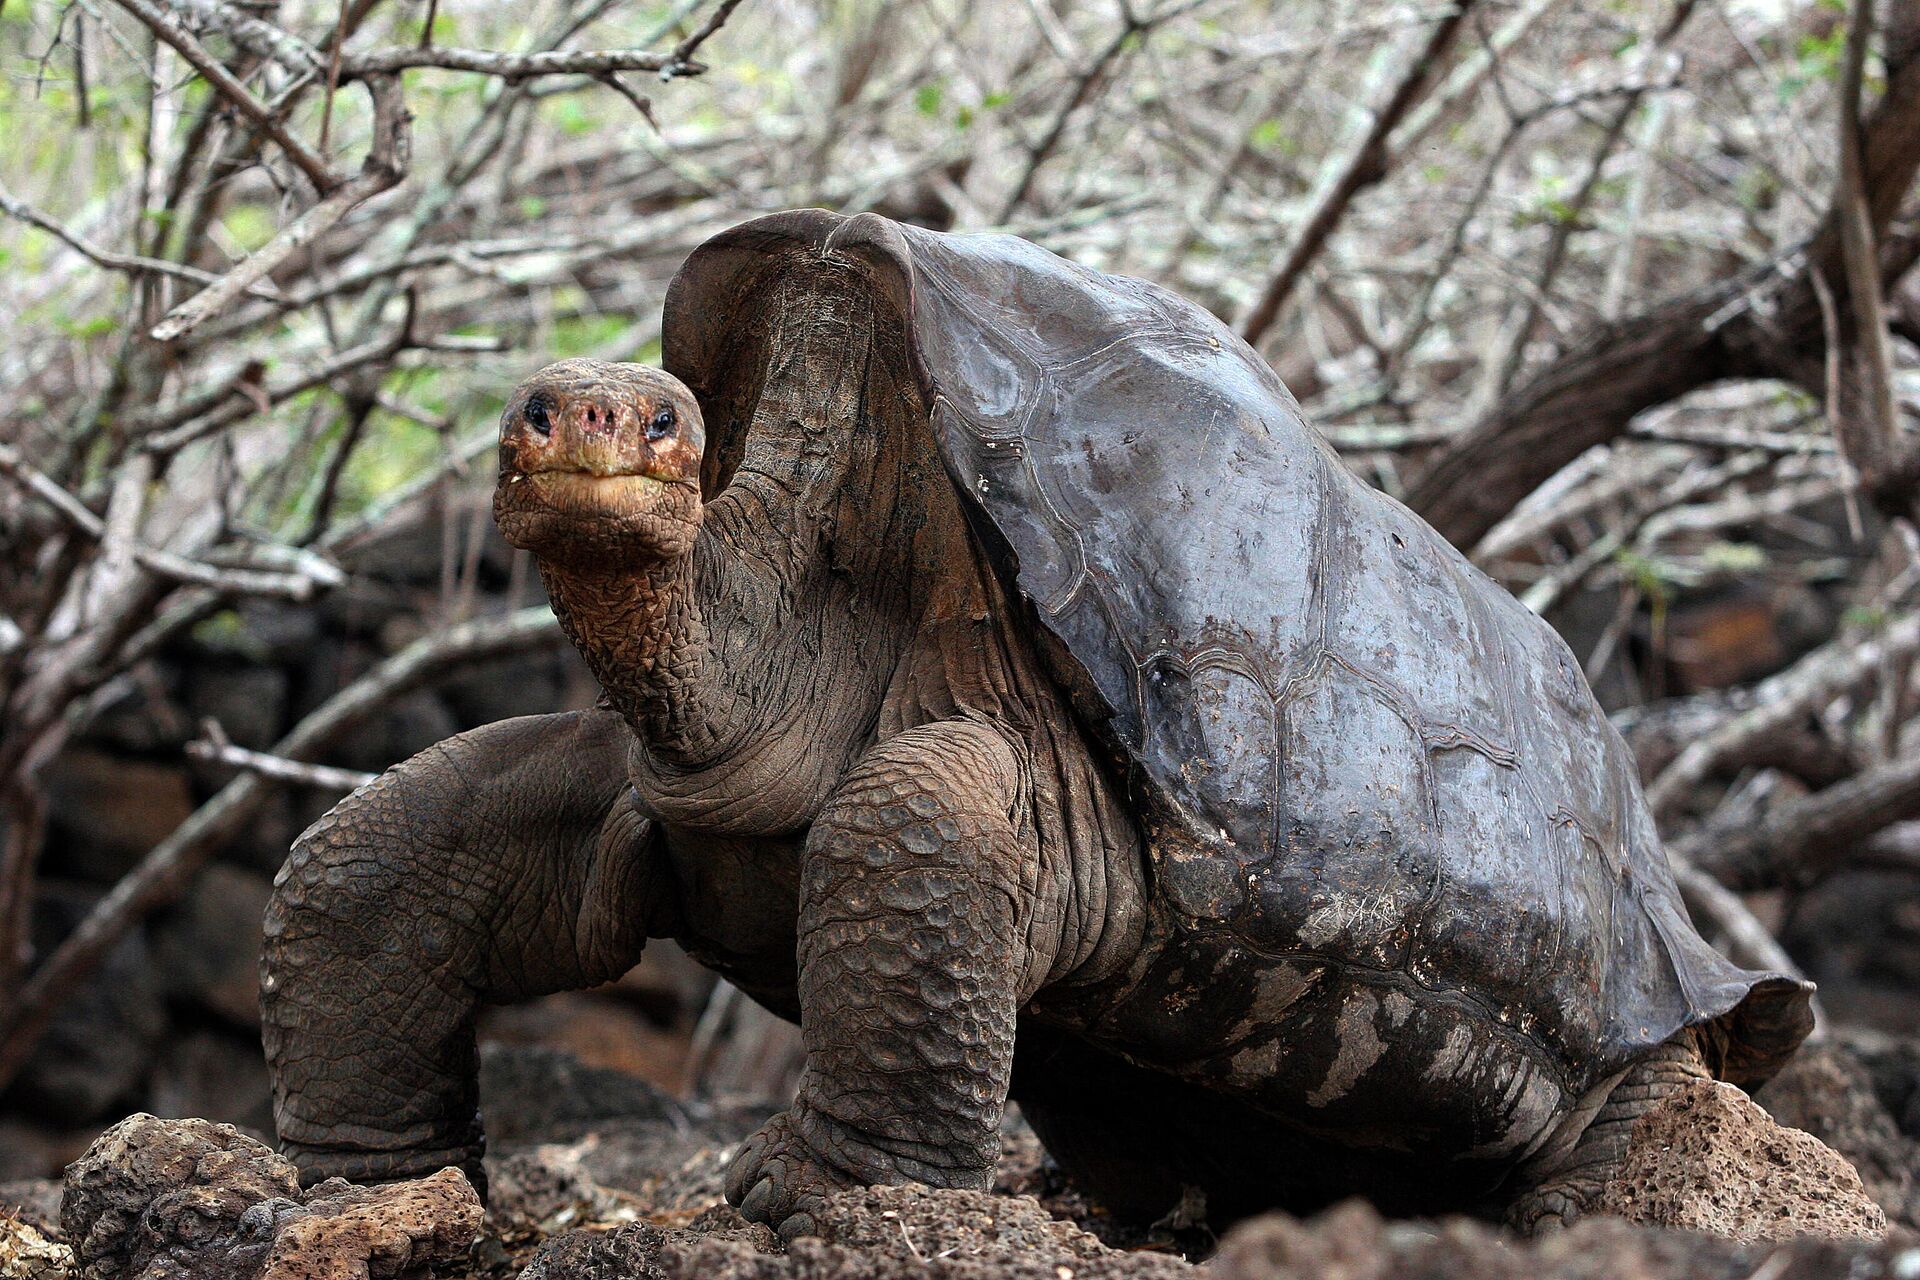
538, 545, 748, 768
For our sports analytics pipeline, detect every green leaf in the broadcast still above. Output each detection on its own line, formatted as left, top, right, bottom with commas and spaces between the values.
551, 96, 596, 135
1702, 542, 1766, 574
1613, 548, 1674, 604
56, 314, 118, 339
914, 83, 943, 117
223, 203, 277, 252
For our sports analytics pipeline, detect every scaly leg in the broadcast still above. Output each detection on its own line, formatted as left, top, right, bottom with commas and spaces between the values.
724, 717, 1040, 1239
1506, 1032, 1712, 1233
262, 709, 661, 1193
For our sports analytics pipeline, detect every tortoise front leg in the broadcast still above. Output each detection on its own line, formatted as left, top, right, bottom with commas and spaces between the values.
724, 717, 1041, 1239
262, 709, 662, 1194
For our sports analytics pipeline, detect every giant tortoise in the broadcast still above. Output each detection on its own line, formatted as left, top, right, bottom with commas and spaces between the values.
261, 209, 1814, 1237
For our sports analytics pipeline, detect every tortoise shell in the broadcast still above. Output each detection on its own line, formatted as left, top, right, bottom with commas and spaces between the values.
663, 209, 1813, 1100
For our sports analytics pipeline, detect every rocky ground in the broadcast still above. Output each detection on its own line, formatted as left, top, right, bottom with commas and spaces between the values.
3, 1034, 1916, 1280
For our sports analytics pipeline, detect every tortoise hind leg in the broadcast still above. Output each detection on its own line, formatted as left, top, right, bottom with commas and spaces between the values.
1010, 1025, 1402, 1229
1504, 1031, 1711, 1233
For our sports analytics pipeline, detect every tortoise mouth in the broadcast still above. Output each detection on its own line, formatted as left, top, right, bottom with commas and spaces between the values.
494, 466, 701, 563
504, 466, 695, 496
498, 468, 699, 529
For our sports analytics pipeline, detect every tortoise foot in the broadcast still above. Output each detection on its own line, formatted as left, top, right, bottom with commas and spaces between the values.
1505, 1182, 1592, 1236
724, 1109, 866, 1241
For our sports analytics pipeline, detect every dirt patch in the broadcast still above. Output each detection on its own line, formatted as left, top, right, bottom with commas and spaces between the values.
525, 1186, 1193, 1280
1597, 1079, 1887, 1241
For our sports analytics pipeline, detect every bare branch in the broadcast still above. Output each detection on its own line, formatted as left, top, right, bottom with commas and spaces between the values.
344, 45, 685, 78
1829, 0, 1904, 510
0, 181, 274, 294
1646, 610, 1920, 820
338, 0, 746, 80
1405, 25, 1920, 550
1238, 0, 1481, 348
109, 0, 341, 192
1683, 748, 1920, 892
0, 444, 343, 601
0, 606, 566, 1091
149, 74, 411, 343
670, 0, 749, 71
169, 0, 325, 75
186, 725, 375, 791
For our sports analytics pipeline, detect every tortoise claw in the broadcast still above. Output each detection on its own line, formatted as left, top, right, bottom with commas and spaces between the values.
1506, 1183, 1589, 1236
724, 1110, 856, 1241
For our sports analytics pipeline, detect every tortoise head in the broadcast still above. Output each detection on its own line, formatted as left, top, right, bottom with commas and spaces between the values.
494, 359, 705, 566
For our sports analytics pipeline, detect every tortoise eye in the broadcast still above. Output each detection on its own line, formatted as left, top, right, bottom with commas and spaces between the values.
648, 405, 676, 441
524, 396, 552, 436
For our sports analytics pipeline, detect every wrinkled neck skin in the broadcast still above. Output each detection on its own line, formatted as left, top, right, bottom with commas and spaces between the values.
537, 544, 744, 767
540, 267, 927, 836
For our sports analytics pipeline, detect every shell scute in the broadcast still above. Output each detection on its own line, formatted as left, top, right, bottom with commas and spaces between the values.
1263, 673, 1436, 970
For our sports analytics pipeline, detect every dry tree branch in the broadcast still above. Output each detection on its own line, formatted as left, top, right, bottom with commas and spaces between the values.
343, 46, 691, 77
1830, 0, 1904, 511
0, 606, 566, 1091
1683, 748, 1920, 892
1646, 610, 1920, 820
1238, 0, 1481, 348
0, 444, 343, 600
137, 297, 447, 452
186, 721, 376, 791
0, 181, 276, 295
994, 10, 1142, 224
1404, 15, 1920, 551
995, 0, 1209, 224
148, 73, 411, 343
669, 0, 748, 70
109, 0, 341, 192
339, 0, 744, 79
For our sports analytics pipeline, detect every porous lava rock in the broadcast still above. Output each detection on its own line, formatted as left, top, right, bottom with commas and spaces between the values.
255, 1169, 484, 1280
59, 1114, 481, 1279
1210, 1199, 1915, 1280
1596, 1080, 1887, 1240
62, 1113, 301, 1277
1760, 1042, 1919, 1230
